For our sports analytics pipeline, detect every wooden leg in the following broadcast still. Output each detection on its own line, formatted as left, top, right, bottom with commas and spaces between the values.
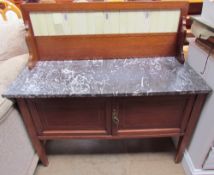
175, 94, 207, 163
17, 99, 49, 166
175, 136, 185, 163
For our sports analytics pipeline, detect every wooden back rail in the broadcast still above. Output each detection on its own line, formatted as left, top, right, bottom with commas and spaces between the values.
21, 1, 189, 68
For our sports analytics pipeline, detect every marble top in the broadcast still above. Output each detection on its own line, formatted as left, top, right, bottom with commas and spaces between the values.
3, 57, 211, 98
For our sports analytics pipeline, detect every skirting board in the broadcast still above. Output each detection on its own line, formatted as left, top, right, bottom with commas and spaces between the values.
182, 150, 214, 175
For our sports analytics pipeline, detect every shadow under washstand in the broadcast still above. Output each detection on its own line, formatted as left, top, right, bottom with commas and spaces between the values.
46, 138, 175, 155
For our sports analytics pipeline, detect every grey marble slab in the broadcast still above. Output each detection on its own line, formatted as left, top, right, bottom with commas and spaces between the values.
3, 57, 212, 98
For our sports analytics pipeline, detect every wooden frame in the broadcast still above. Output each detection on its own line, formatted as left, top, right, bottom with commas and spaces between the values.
20, 1, 189, 68
16, 94, 208, 166
14, 1, 206, 167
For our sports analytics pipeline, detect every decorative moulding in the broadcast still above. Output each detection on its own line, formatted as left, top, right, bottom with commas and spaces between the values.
182, 150, 214, 175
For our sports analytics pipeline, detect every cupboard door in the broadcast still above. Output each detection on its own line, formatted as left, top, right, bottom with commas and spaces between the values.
27, 98, 111, 136
113, 96, 194, 137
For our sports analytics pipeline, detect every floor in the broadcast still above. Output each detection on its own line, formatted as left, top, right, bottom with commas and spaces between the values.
34, 138, 185, 175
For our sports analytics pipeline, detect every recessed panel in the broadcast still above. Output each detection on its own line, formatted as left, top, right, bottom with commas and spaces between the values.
28, 98, 111, 135
117, 96, 188, 130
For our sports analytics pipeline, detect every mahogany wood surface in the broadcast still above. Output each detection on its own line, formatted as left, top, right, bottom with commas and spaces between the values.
27, 98, 112, 135
22, 1, 188, 16
186, 1, 203, 29
25, 30, 39, 68
38, 129, 183, 140
115, 96, 191, 135
176, 16, 186, 63
20, 1, 188, 67
15, 1, 205, 167
25, 96, 193, 137
36, 33, 177, 60
22, 7, 39, 69
15, 94, 208, 165
188, 1, 202, 15
17, 99, 49, 166
175, 94, 207, 162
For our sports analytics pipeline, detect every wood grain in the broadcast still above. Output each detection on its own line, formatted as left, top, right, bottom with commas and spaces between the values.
114, 96, 191, 136
36, 33, 177, 60
20, 1, 188, 66
22, 1, 188, 17
25, 96, 194, 139
175, 94, 208, 163
17, 99, 49, 166
16, 1, 203, 166
38, 130, 183, 140
15, 93, 208, 165
27, 98, 112, 135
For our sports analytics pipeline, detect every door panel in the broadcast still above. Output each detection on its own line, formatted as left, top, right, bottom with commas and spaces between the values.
27, 98, 111, 136
114, 96, 193, 136
26, 96, 194, 137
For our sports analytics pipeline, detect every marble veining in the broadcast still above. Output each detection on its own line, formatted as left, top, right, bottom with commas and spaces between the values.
3, 57, 211, 98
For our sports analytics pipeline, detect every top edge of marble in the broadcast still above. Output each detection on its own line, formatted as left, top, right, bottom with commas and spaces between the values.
3, 57, 212, 98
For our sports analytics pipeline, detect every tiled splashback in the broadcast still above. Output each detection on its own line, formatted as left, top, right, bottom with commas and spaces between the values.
30, 10, 180, 36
